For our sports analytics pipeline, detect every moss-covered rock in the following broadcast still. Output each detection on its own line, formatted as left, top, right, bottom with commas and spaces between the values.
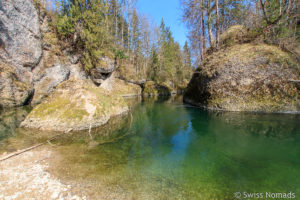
184, 27, 300, 112
21, 79, 128, 131
143, 81, 171, 96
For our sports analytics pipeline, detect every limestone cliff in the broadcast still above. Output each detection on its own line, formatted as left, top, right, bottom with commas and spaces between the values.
0, 0, 79, 108
0, 0, 42, 107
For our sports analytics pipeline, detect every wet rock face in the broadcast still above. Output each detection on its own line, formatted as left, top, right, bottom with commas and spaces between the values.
0, 0, 42, 72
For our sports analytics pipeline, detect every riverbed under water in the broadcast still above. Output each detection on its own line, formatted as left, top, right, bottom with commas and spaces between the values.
0, 96, 299, 199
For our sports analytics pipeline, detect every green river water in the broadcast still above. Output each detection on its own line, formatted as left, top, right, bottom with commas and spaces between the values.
0, 96, 299, 199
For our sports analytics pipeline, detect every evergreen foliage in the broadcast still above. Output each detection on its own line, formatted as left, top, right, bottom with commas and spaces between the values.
41, 0, 193, 87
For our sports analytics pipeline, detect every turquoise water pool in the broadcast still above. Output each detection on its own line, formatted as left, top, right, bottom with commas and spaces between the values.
1, 96, 299, 199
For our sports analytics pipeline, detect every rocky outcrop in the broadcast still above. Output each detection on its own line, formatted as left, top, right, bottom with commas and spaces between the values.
184, 26, 300, 112
0, 0, 90, 108
67, 63, 87, 80
0, 0, 139, 109
0, 0, 42, 107
21, 79, 128, 132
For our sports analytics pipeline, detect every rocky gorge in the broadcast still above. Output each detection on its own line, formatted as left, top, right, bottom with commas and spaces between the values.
1, 0, 299, 133
0, 0, 300, 199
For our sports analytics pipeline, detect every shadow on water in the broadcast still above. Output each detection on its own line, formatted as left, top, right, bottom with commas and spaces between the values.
0, 106, 45, 153
0, 96, 299, 199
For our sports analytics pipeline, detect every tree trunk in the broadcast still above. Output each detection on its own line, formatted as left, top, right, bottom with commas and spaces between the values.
221, 0, 225, 33
202, 4, 206, 51
105, 0, 109, 33
216, 0, 219, 48
200, 0, 204, 60
128, 25, 130, 53
121, 2, 125, 47
115, 3, 118, 42
207, 0, 213, 47
208, 22, 213, 47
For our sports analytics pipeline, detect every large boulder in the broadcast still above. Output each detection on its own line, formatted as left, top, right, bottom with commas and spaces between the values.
21, 79, 128, 132
184, 27, 300, 112
0, 0, 42, 73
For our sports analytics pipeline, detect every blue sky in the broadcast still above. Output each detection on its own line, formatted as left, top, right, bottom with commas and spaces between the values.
137, 0, 188, 47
